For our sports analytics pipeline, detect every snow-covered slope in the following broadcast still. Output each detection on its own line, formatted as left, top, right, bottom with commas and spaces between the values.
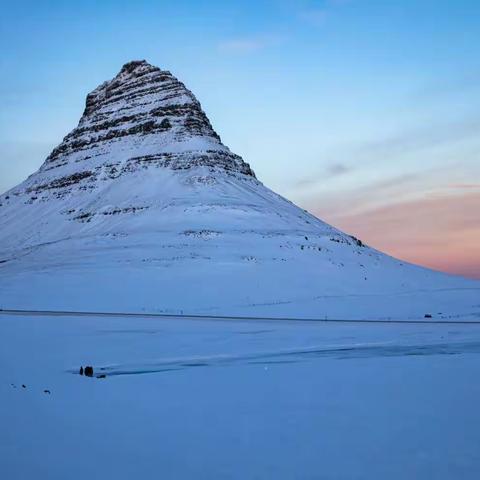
0, 60, 478, 319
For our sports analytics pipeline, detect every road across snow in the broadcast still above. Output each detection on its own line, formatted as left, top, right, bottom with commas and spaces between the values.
2, 313, 480, 479
2, 308, 480, 323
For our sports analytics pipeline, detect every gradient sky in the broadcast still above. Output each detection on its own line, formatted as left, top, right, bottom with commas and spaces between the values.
1, 0, 479, 278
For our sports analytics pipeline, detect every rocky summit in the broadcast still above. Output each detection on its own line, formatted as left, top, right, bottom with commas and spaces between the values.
0, 61, 478, 319
36, 60, 254, 194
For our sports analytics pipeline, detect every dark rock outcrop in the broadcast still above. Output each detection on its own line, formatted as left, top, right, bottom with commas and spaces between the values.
37, 60, 254, 188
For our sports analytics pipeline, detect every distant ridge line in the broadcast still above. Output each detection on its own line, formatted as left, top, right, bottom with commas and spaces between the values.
1, 308, 479, 325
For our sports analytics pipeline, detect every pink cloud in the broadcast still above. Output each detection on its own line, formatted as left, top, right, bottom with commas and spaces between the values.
314, 190, 480, 279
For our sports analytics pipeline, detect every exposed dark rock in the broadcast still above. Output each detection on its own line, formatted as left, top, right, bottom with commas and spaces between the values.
159, 118, 171, 129
73, 212, 94, 223
28, 171, 94, 193
84, 366, 94, 377
349, 235, 365, 247
39, 60, 254, 179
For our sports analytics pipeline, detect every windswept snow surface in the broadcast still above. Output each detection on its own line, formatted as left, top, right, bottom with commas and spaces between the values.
2, 312, 480, 479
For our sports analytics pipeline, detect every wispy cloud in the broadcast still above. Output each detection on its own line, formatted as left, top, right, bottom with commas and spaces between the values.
296, 162, 353, 188
218, 34, 284, 54
218, 0, 352, 54
357, 116, 480, 159
304, 171, 427, 218
298, 0, 353, 26
326, 162, 351, 176
446, 183, 480, 191
292, 114, 480, 192
298, 8, 329, 27
413, 70, 480, 100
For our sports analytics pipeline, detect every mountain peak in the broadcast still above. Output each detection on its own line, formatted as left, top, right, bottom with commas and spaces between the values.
40, 60, 254, 179
119, 59, 155, 73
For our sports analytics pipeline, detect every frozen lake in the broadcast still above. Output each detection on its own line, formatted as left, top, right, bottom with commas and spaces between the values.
1, 312, 480, 479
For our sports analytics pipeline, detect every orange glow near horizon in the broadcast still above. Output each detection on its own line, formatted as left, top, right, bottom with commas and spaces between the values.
315, 190, 480, 280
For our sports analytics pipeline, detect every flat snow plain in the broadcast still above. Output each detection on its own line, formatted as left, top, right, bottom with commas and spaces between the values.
2, 312, 480, 479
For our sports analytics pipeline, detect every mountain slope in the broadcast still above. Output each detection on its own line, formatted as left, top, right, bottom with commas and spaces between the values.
0, 60, 478, 319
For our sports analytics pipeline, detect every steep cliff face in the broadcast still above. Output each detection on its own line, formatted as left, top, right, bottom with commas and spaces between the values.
21, 60, 254, 199
0, 61, 478, 319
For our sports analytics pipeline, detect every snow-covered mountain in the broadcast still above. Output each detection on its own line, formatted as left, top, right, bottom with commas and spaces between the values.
0, 60, 478, 319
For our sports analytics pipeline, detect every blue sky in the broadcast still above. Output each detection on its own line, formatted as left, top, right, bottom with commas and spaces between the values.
1, 0, 479, 277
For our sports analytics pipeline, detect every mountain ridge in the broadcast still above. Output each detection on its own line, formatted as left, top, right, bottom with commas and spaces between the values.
0, 60, 478, 320
37, 59, 254, 189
